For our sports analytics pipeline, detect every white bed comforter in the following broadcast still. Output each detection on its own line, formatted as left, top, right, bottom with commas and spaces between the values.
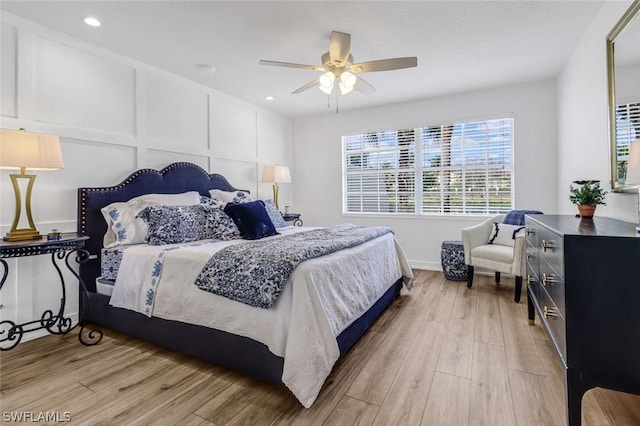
110, 226, 413, 407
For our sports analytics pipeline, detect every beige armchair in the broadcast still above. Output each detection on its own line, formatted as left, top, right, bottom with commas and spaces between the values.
461, 214, 526, 302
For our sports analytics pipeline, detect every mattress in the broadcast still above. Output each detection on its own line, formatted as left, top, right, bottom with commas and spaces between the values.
101, 245, 127, 280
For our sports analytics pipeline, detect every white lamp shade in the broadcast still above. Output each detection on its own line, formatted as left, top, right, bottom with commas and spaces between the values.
627, 139, 640, 186
0, 128, 64, 170
262, 165, 291, 184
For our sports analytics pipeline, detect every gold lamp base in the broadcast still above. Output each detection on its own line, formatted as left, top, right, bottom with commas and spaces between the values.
272, 182, 280, 209
3, 171, 42, 242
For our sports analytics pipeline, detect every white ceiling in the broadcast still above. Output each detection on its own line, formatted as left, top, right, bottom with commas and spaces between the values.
1, 1, 604, 119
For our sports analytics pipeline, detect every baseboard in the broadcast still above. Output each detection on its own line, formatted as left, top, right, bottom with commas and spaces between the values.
408, 260, 442, 271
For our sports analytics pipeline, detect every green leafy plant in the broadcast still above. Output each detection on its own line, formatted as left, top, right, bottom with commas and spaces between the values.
569, 180, 607, 205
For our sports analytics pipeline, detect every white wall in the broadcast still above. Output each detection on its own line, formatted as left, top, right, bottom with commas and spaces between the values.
0, 13, 293, 345
557, 0, 637, 221
293, 80, 558, 269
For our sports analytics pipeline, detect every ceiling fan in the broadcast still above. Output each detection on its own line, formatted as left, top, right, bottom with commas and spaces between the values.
259, 31, 417, 96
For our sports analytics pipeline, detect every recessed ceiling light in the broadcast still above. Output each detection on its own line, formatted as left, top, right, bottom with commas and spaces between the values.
265, 96, 274, 101
84, 17, 101, 27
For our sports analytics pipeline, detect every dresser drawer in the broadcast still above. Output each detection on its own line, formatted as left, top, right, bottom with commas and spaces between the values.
537, 225, 564, 277
538, 256, 565, 318
538, 286, 567, 364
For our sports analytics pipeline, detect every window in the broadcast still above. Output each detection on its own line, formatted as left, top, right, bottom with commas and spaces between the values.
343, 117, 514, 215
615, 102, 640, 183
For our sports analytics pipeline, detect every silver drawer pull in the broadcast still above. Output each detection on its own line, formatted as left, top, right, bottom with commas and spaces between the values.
526, 275, 536, 284
543, 306, 559, 319
526, 228, 535, 236
541, 273, 556, 287
541, 239, 554, 252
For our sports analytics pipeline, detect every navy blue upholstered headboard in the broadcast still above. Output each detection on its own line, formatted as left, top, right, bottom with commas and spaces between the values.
77, 162, 239, 291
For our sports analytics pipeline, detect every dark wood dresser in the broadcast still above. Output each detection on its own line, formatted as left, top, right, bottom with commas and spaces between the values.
525, 214, 640, 426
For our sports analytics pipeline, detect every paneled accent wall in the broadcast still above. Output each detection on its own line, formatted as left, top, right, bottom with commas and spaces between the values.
0, 13, 293, 345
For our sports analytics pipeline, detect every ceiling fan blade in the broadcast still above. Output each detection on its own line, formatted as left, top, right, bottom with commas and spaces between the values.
259, 60, 324, 72
292, 79, 320, 94
351, 57, 418, 73
329, 31, 351, 66
354, 76, 375, 95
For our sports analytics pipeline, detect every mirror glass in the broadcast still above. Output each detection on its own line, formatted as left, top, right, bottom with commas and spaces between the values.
608, 1, 640, 191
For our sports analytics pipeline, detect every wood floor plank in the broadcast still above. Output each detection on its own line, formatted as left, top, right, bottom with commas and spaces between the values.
372, 320, 447, 426
346, 306, 425, 406
424, 275, 459, 323
498, 284, 545, 376
422, 372, 471, 426
222, 382, 298, 426
469, 342, 516, 426
194, 377, 264, 425
474, 284, 504, 346
437, 283, 477, 379
323, 396, 379, 426
509, 369, 563, 426
128, 374, 233, 426
78, 363, 210, 425
533, 337, 567, 425
173, 414, 216, 426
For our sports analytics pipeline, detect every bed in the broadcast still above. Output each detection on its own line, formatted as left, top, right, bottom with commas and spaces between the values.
77, 162, 412, 407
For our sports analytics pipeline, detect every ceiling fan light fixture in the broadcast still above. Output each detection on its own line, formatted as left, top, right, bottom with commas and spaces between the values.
339, 82, 354, 95
319, 71, 335, 88
340, 71, 357, 88
319, 84, 334, 95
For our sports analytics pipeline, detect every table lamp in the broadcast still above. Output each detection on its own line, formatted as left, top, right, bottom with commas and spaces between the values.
626, 139, 640, 233
0, 128, 64, 241
261, 165, 291, 209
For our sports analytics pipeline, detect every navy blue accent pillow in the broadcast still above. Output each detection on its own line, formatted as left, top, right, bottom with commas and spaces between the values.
224, 200, 279, 240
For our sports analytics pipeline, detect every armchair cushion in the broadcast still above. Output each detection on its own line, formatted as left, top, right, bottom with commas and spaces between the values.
471, 245, 515, 272
488, 222, 525, 247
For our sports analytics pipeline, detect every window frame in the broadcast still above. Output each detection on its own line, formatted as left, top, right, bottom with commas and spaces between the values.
342, 115, 515, 217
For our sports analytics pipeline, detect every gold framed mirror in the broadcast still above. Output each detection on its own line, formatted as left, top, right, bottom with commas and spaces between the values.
607, 0, 640, 192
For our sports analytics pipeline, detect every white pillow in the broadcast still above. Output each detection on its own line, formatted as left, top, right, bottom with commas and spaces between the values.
100, 203, 148, 247
488, 222, 525, 247
101, 191, 202, 248
127, 191, 201, 214
208, 189, 252, 204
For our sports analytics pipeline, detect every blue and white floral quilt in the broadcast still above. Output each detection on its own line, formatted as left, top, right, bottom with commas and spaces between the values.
194, 224, 393, 309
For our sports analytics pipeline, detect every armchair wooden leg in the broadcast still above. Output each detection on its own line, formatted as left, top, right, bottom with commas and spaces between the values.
495, 271, 501, 284
514, 276, 523, 303
467, 265, 474, 288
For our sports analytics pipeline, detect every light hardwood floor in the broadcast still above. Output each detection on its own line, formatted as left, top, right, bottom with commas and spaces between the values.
2, 270, 640, 425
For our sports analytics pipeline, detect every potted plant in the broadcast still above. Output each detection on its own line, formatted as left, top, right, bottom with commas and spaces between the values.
569, 180, 607, 218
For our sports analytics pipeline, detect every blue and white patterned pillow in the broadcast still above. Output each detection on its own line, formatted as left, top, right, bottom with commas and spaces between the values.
209, 189, 252, 205
200, 197, 242, 240
263, 199, 288, 229
137, 204, 213, 245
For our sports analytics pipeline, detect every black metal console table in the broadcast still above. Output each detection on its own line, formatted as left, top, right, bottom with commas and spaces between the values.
282, 213, 303, 226
0, 233, 103, 350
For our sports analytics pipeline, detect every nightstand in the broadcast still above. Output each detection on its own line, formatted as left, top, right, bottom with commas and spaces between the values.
282, 213, 303, 226
0, 233, 103, 350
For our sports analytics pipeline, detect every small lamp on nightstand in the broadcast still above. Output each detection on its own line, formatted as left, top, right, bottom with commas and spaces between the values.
261, 164, 291, 209
626, 139, 640, 233
0, 128, 64, 241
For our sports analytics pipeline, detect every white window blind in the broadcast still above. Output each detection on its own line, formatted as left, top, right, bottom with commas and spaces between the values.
343, 117, 514, 215
615, 102, 640, 183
